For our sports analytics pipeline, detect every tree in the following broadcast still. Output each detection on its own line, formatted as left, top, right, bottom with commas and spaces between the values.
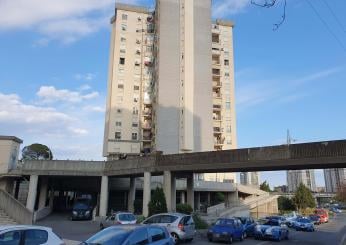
260, 181, 271, 192
293, 183, 316, 212
336, 183, 346, 203
278, 196, 296, 211
176, 203, 193, 215
148, 187, 167, 217
22, 143, 53, 160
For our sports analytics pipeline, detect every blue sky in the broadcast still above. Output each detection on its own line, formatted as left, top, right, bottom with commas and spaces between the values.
1, 0, 346, 188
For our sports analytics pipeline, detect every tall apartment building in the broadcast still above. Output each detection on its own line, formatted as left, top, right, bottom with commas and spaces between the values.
324, 168, 346, 193
240, 172, 260, 187
287, 170, 316, 192
103, 1, 237, 183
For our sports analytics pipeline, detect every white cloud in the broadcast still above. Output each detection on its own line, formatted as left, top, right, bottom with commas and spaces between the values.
84, 106, 106, 113
75, 73, 96, 81
68, 127, 89, 136
37, 86, 99, 103
0, 0, 145, 43
212, 0, 250, 18
79, 84, 92, 91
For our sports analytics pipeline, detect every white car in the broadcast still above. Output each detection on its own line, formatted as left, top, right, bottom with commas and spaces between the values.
100, 212, 137, 229
0, 225, 64, 245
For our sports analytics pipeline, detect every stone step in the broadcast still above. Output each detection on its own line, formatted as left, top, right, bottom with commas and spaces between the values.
0, 208, 17, 225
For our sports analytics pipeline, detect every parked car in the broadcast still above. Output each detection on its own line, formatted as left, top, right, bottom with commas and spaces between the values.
81, 225, 174, 245
314, 209, 329, 223
292, 218, 315, 232
0, 225, 64, 245
207, 218, 245, 243
142, 213, 195, 243
100, 212, 137, 229
308, 215, 321, 225
254, 219, 289, 241
234, 217, 256, 237
71, 201, 93, 221
330, 207, 342, 213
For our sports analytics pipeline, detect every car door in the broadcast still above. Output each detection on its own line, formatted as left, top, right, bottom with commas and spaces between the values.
0, 229, 22, 245
127, 228, 149, 245
235, 220, 243, 238
148, 227, 170, 245
23, 229, 49, 245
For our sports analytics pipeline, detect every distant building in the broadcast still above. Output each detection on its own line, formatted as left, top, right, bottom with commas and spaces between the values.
287, 170, 316, 192
240, 172, 260, 187
315, 187, 326, 193
324, 168, 346, 193
273, 185, 288, 193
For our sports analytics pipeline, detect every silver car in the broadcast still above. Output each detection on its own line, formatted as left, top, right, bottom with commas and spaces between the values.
142, 213, 195, 243
100, 212, 137, 229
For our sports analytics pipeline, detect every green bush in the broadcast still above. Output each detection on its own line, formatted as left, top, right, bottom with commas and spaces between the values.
148, 187, 167, 216
176, 203, 193, 214
215, 192, 225, 203
192, 213, 208, 230
136, 215, 145, 224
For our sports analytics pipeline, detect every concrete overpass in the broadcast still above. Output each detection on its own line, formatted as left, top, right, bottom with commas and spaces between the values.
1, 139, 346, 220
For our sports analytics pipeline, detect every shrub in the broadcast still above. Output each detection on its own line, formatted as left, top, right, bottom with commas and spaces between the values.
148, 187, 167, 216
176, 203, 193, 214
215, 192, 225, 203
192, 213, 208, 230
136, 215, 145, 224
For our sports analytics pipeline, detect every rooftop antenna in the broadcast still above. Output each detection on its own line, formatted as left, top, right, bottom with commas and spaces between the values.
286, 129, 297, 145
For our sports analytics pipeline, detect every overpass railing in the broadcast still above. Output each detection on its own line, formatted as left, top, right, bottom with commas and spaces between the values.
0, 189, 33, 224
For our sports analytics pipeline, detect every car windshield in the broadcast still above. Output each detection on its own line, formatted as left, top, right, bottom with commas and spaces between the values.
298, 219, 310, 223
73, 203, 88, 209
85, 228, 133, 244
119, 214, 136, 221
215, 219, 234, 226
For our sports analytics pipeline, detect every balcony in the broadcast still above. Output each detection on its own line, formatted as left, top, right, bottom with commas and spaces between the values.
142, 123, 152, 130
213, 127, 222, 134
213, 105, 222, 111
212, 48, 221, 55
143, 136, 152, 142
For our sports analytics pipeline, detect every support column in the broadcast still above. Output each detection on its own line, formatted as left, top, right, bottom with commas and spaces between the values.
171, 175, 176, 212
143, 172, 151, 217
38, 178, 48, 209
207, 192, 211, 206
187, 174, 194, 210
49, 190, 54, 209
14, 180, 20, 199
196, 192, 201, 211
163, 171, 172, 212
128, 177, 136, 213
26, 175, 38, 212
180, 191, 185, 204
99, 176, 109, 217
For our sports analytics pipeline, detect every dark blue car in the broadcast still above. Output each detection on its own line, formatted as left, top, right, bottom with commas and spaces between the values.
235, 217, 256, 237
254, 219, 289, 241
207, 218, 245, 243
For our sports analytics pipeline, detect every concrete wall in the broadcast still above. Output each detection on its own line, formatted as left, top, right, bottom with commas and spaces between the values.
0, 137, 21, 174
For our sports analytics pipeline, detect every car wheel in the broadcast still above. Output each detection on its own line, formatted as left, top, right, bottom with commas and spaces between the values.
228, 235, 233, 244
171, 233, 179, 244
208, 235, 213, 242
285, 231, 289, 240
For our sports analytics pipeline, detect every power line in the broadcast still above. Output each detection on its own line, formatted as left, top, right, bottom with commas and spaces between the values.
305, 0, 346, 53
320, 0, 346, 33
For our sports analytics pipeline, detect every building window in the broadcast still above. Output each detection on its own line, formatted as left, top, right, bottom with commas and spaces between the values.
224, 60, 229, 66
120, 58, 125, 65
118, 68, 124, 74
134, 97, 138, 103
118, 84, 124, 89
133, 107, 138, 115
115, 132, 121, 140
132, 123, 138, 127
117, 109, 122, 113
132, 133, 138, 140
121, 24, 127, 31
120, 49, 126, 54
121, 37, 126, 42
117, 96, 123, 102
122, 14, 128, 20
134, 85, 140, 91
116, 121, 122, 127
225, 102, 231, 110
225, 72, 229, 77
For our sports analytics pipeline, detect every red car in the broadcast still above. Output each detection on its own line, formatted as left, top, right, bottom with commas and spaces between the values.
314, 209, 329, 223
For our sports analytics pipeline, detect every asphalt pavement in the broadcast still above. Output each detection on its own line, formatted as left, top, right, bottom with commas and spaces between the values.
36, 212, 346, 245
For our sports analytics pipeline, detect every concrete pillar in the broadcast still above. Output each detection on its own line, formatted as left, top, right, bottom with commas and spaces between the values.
38, 178, 48, 209
225, 191, 238, 208
196, 192, 201, 211
26, 175, 38, 212
163, 171, 172, 211
143, 172, 151, 217
207, 192, 211, 206
99, 176, 109, 217
128, 177, 136, 213
187, 174, 194, 210
14, 180, 20, 199
180, 191, 185, 204
171, 175, 176, 212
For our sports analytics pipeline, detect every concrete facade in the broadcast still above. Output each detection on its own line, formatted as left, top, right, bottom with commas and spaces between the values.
103, 1, 237, 183
0, 136, 22, 174
240, 172, 260, 187
324, 168, 346, 193
287, 169, 316, 192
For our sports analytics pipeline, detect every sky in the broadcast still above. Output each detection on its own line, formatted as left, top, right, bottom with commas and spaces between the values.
1, 0, 346, 188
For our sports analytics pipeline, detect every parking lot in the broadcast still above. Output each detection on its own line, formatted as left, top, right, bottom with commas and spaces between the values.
37, 213, 346, 245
